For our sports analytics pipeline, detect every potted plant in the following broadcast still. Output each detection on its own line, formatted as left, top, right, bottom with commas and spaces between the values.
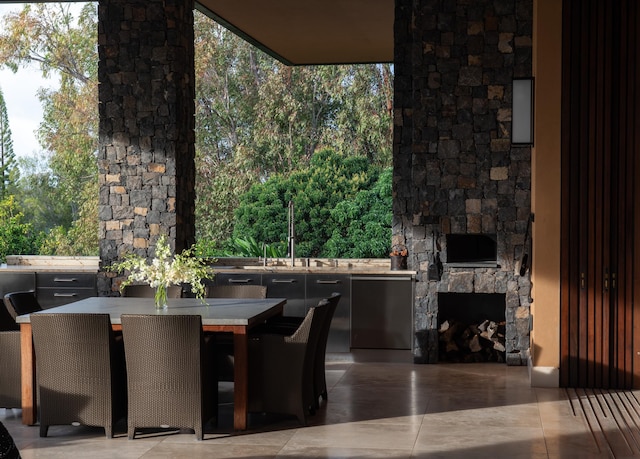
389, 244, 408, 270
109, 235, 212, 309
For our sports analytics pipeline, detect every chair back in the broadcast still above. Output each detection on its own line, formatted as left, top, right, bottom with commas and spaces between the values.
4, 291, 42, 321
313, 292, 341, 402
121, 284, 182, 298
0, 331, 21, 409
206, 284, 267, 299
0, 299, 18, 332
248, 297, 330, 424
120, 314, 215, 440
30, 313, 126, 438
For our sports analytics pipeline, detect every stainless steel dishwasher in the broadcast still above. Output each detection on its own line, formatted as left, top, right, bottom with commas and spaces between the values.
351, 275, 413, 349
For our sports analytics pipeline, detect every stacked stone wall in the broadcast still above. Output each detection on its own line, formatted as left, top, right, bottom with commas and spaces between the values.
97, 0, 195, 295
393, 0, 533, 364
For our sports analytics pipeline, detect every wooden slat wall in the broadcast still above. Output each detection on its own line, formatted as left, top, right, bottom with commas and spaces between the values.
560, 0, 640, 389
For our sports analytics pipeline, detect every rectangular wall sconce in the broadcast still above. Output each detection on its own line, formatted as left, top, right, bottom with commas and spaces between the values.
512, 78, 534, 145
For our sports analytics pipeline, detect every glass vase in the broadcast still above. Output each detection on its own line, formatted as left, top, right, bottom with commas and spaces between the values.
154, 283, 169, 309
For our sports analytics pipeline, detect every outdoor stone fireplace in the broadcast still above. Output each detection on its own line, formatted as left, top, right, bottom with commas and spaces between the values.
392, 0, 533, 365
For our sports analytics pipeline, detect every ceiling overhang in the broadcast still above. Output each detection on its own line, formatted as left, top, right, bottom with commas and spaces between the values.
195, 0, 394, 66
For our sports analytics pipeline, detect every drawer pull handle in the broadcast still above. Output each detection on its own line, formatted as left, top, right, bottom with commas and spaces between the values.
316, 280, 341, 284
272, 279, 297, 284
227, 279, 253, 284
53, 293, 78, 297
53, 278, 78, 283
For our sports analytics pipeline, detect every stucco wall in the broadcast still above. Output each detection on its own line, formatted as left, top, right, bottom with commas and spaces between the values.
530, 0, 562, 386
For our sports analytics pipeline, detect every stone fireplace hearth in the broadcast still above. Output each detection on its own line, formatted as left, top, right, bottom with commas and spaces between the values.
392, 0, 533, 365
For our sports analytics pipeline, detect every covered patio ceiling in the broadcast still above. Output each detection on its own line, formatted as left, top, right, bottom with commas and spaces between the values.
195, 0, 394, 66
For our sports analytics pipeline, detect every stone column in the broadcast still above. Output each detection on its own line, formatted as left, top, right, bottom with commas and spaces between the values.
393, 0, 533, 364
97, 0, 196, 295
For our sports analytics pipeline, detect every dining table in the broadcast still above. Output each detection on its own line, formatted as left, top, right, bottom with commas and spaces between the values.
16, 296, 286, 431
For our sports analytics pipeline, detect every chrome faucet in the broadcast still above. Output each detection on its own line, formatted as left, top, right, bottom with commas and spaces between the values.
288, 200, 295, 267
262, 243, 267, 267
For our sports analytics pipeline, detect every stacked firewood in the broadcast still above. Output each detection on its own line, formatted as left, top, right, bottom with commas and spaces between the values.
438, 318, 506, 363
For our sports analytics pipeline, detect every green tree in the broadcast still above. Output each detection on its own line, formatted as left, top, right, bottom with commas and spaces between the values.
10, 154, 71, 234
194, 15, 270, 248
193, 15, 393, 250
0, 3, 98, 251
232, 149, 388, 257
324, 167, 392, 258
0, 195, 41, 262
0, 85, 17, 200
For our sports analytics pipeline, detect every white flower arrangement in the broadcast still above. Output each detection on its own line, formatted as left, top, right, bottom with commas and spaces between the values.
109, 235, 212, 304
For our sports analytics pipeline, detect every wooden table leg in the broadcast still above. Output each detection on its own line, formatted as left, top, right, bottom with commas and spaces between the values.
233, 328, 248, 430
20, 323, 36, 425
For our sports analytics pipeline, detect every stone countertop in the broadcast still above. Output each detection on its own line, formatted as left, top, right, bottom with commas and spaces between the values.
0, 256, 416, 276
0, 264, 99, 273
209, 257, 416, 276
0, 256, 100, 273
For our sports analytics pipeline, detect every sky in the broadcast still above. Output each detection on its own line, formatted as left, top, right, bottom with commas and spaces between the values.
0, 65, 54, 158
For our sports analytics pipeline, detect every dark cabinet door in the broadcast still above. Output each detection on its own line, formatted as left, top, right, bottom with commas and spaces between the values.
262, 274, 306, 317
351, 276, 413, 350
306, 274, 350, 352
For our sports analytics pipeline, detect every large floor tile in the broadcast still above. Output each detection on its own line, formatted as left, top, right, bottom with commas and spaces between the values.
4, 359, 640, 458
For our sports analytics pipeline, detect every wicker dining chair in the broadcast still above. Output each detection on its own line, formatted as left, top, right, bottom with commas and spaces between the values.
247, 297, 329, 424
0, 302, 21, 410
312, 292, 341, 406
3, 291, 42, 322
205, 284, 267, 382
120, 314, 217, 441
121, 284, 182, 299
30, 313, 127, 438
260, 292, 341, 408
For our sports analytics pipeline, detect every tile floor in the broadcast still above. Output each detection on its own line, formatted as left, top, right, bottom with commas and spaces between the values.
1, 352, 634, 458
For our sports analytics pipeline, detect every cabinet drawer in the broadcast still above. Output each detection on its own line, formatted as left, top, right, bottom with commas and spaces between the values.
263, 274, 306, 317
36, 273, 96, 289
214, 273, 262, 286
36, 288, 96, 309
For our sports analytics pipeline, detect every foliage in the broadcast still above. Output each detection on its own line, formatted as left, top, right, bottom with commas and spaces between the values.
0, 195, 41, 262
108, 235, 212, 300
193, 15, 393, 250
233, 149, 390, 258
0, 3, 98, 245
0, 86, 17, 200
323, 168, 392, 258
9, 154, 72, 235
37, 179, 98, 256
0, 7, 394, 259
222, 236, 286, 258
194, 154, 259, 251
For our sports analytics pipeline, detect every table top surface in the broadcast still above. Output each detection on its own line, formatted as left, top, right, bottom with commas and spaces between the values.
16, 296, 287, 326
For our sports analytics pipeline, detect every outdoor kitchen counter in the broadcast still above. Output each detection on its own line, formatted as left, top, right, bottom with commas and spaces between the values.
213, 266, 417, 275
209, 257, 416, 276
0, 256, 100, 273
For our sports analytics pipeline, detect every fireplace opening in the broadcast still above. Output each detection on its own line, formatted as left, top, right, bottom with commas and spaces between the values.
446, 234, 497, 267
437, 293, 506, 363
